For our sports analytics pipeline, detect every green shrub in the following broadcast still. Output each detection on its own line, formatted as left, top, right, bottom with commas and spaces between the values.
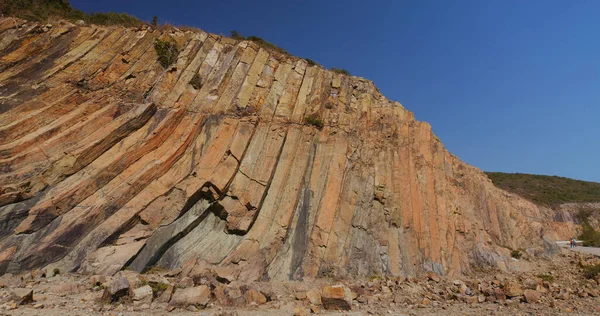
152, 16, 158, 27
0, 0, 85, 22
511, 249, 522, 259
149, 281, 169, 298
485, 172, 600, 207
138, 277, 148, 287
145, 265, 168, 275
305, 58, 319, 66
583, 264, 600, 279
579, 222, 600, 247
0, 0, 142, 26
324, 102, 334, 109
53, 268, 60, 276
246, 35, 289, 55
189, 73, 202, 90
230, 30, 245, 40
154, 39, 179, 68
331, 67, 350, 75
222, 45, 233, 55
536, 274, 554, 282
576, 208, 600, 247
305, 113, 324, 130
317, 265, 335, 278
86, 12, 141, 27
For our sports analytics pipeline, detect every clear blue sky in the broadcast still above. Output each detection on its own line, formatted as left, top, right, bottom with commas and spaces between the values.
72, 0, 600, 182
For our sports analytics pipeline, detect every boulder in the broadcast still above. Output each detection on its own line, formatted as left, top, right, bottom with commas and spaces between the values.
427, 272, 441, 283
165, 268, 182, 277
213, 285, 229, 305
156, 284, 174, 303
213, 266, 238, 284
306, 289, 322, 305
494, 288, 507, 302
587, 288, 599, 297
121, 270, 144, 288
503, 281, 523, 297
11, 289, 33, 306
101, 274, 130, 302
178, 276, 194, 288
169, 285, 211, 308
133, 285, 153, 304
0, 274, 24, 288
214, 284, 245, 306
523, 289, 541, 303
245, 289, 267, 305
464, 296, 478, 304
523, 278, 539, 290
321, 284, 353, 311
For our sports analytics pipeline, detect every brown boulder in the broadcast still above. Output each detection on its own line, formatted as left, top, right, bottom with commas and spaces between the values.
587, 288, 599, 297
213, 266, 238, 284
156, 284, 174, 303
178, 276, 195, 288
101, 274, 130, 302
427, 272, 441, 283
523, 289, 541, 303
10, 289, 33, 306
464, 296, 478, 304
0, 274, 24, 288
133, 285, 153, 304
494, 288, 507, 302
306, 289, 322, 305
169, 285, 211, 308
503, 281, 523, 297
321, 284, 353, 311
523, 278, 539, 290
121, 270, 144, 288
245, 289, 267, 305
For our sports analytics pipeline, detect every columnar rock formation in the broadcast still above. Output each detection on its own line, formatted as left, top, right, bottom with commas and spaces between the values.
0, 18, 573, 281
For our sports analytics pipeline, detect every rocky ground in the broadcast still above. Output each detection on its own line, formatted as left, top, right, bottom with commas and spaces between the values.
0, 248, 599, 315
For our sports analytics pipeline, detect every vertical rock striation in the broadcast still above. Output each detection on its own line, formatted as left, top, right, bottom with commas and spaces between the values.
0, 18, 573, 280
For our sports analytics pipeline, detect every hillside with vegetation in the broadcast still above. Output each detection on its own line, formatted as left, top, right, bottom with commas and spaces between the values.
485, 172, 600, 207
0, 0, 141, 26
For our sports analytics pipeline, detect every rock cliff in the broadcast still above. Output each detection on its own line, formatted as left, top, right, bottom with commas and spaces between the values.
0, 18, 574, 281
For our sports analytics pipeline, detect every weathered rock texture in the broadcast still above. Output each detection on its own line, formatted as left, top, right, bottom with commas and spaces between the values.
0, 18, 574, 281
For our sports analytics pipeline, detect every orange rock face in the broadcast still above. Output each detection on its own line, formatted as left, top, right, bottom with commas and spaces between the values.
0, 18, 573, 280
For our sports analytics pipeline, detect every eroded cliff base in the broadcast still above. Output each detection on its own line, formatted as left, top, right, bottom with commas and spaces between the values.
0, 248, 599, 315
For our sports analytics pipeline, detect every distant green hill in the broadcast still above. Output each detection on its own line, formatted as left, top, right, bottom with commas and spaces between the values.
485, 172, 600, 207
0, 0, 141, 27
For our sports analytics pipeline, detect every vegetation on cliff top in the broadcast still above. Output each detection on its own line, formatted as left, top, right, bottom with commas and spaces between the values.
0, 0, 142, 27
331, 67, 351, 75
485, 172, 600, 207
229, 30, 290, 55
153, 38, 179, 69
